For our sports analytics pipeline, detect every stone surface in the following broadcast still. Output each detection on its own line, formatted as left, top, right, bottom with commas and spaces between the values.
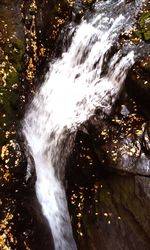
80, 108, 150, 176
126, 56, 150, 116
68, 174, 150, 250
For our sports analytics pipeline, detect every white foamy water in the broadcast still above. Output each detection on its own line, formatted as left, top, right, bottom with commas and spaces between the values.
22, 0, 147, 249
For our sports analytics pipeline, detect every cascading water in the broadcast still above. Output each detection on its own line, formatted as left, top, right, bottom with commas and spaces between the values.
22, 0, 147, 249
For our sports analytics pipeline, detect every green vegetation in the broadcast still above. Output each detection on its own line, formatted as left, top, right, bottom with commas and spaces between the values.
4, 38, 25, 73
0, 37, 25, 129
133, 11, 150, 41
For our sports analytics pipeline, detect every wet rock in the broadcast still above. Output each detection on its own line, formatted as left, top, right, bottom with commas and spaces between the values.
69, 174, 150, 250
68, 121, 150, 249
0, 190, 54, 250
81, 110, 150, 176
126, 56, 150, 116
99, 117, 150, 176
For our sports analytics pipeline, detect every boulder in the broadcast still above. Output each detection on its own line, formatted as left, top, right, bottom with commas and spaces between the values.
68, 174, 150, 250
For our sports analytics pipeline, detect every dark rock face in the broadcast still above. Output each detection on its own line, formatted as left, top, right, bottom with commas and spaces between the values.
76, 105, 150, 177
126, 56, 150, 116
68, 174, 150, 250
0, 191, 54, 250
90, 112, 150, 176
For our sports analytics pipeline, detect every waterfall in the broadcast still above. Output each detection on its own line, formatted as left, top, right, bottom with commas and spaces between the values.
22, 0, 147, 249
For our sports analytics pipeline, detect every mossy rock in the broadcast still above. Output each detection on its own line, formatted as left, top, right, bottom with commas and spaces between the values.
139, 12, 150, 28
143, 31, 150, 41
7, 70, 19, 86
5, 38, 25, 72
0, 36, 25, 143
133, 11, 150, 42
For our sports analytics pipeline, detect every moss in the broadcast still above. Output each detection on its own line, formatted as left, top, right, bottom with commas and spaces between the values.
8, 38, 25, 73
1, 89, 18, 117
139, 11, 150, 42
0, 57, 22, 143
144, 31, 150, 41
133, 30, 142, 39
0, 69, 19, 121
131, 9, 150, 42
139, 12, 150, 28
6, 71, 19, 86
0, 37, 25, 130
